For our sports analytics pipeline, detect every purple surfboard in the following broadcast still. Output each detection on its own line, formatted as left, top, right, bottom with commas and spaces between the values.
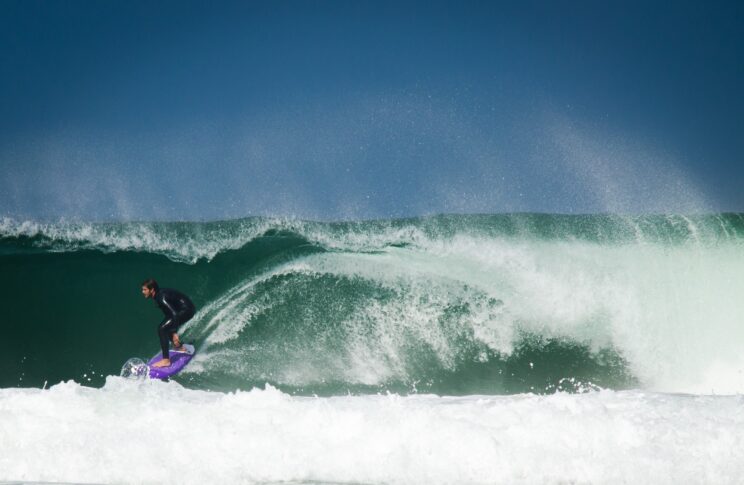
147, 344, 196, 379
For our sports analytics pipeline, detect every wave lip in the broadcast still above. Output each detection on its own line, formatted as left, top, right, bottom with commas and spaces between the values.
2, 213, 743, 261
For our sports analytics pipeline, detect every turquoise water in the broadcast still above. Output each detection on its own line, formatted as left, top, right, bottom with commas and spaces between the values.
2, 213, 743, 395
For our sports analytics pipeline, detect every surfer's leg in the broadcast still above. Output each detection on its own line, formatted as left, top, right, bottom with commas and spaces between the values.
170, 310, 194, 351
158, 318, 178, 359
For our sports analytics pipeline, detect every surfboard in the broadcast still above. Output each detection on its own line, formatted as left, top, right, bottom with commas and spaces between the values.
147, 344, 196, 379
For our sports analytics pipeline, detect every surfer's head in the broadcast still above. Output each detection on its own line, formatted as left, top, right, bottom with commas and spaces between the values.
141, 278, 159, 299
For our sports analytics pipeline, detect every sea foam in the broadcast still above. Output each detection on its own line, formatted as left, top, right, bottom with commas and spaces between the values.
1, 379, 743, 484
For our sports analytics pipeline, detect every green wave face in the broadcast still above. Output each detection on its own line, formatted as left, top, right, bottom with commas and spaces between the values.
1, 214, 743, 395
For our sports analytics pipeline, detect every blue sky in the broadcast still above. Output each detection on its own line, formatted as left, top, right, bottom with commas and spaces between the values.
1, 1, 742, 220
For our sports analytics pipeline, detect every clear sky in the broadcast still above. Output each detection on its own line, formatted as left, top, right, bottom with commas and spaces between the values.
1, 0, 742, 221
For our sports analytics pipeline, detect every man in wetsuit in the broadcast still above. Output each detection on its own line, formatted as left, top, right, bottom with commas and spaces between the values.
141, 279, 196, 368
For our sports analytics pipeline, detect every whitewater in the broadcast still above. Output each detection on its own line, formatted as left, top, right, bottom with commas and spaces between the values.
1, 213, 743, 484
3, 379, 744, 484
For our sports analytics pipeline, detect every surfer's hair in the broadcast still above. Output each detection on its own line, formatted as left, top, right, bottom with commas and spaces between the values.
141, 279, 159, 292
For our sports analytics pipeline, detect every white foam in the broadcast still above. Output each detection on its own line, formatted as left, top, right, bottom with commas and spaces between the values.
323, 238, 744, 394
1, 381, 743, 484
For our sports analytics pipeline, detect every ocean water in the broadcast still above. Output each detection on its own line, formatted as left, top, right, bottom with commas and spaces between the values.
1, 213, 743, 484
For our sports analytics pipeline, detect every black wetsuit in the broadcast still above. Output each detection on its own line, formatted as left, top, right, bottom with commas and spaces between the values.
154, 288, 196, 359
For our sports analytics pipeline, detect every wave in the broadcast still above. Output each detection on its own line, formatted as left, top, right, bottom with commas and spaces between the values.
2, 214, 743, 395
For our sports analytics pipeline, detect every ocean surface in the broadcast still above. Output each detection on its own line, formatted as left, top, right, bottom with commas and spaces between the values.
1, 213, 744, 484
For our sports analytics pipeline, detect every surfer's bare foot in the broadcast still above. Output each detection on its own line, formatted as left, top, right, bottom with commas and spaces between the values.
153, 358, 171, 368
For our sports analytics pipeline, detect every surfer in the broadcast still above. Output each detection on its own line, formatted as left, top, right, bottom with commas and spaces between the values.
141, 279, 196, 368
